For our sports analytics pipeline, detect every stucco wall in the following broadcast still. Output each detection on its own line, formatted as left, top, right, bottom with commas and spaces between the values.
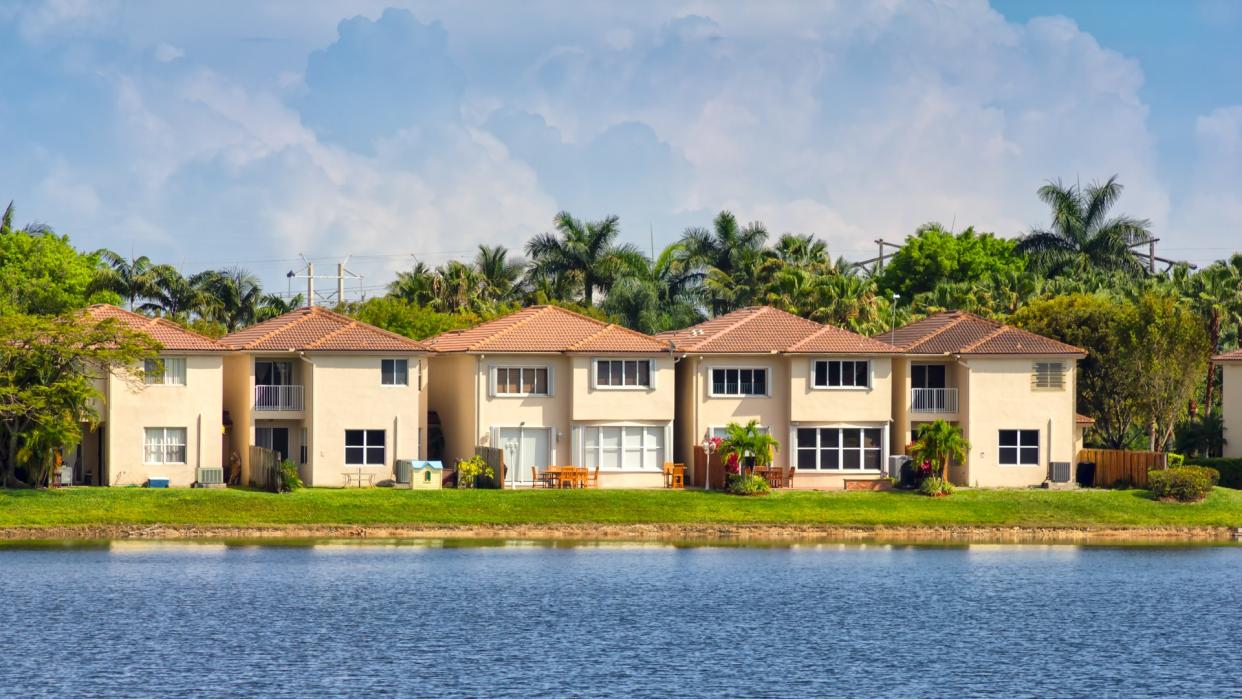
789, 356, 893, 422
568, 355, 675, 421
962, 357, 1077, 487
307, 354, 423, 487
426, 353, 478, 466
221, 353, 252, 480
477, 355, 574, 465
1223, 363, 1242, 458
690, 356, 790, 468
105, 354, 224, 487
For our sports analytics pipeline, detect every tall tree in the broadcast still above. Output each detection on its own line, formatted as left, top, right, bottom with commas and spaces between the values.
1180, 257, 1242, 413
602, 243, 704, 334
1017, 175, 1153, 276
473, 245, 526, 306
192, 267, 263, 332
94, 250, 160, 310
680, 211, 769, 315
525, 212, 642, 306
877, 223, 1026, 299
0, 224, 117, 315
138, 265, 205, 319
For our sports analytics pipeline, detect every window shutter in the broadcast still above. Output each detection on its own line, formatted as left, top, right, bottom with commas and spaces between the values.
649, 359, 657, 389
547, 365, 554, 396
590, 360, 598, 390
487, 366, 497, 398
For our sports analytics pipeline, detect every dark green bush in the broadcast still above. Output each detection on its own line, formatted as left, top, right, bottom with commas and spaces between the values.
1147, 467, 1213, 503
1183, 458, 1242, 489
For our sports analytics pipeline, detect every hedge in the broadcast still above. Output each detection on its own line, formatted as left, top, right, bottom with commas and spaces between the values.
1183, 458, 1242, 489
1148, 467, 1214, 502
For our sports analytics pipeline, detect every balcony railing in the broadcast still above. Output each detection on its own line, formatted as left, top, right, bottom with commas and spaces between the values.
255, 384, 304, 412
911, 387, 958, 413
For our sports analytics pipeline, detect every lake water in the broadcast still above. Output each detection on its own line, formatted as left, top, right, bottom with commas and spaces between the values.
1, 541, 1239, 698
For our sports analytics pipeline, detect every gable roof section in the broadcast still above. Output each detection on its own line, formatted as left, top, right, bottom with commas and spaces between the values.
655, 306, 900, 354
1214, 347, 1242, 362
84, 304, 223, 352
220, 306, 428, 352
425, 305, 668, 354
885, 311, 1085, 356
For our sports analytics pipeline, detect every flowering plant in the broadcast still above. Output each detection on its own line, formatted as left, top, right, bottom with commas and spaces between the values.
724, 452, 741, 475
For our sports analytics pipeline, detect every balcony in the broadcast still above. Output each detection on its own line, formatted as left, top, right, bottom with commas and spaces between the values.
255, 384, 304, 412
911, 387, 958, 413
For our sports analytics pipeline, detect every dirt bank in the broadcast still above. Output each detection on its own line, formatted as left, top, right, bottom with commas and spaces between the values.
0, 523, 1235, 544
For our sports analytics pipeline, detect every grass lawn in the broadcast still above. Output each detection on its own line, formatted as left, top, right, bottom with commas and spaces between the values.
1, 486, 1241, 530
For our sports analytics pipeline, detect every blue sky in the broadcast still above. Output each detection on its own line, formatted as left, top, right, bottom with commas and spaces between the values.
2, 0, 1241, 298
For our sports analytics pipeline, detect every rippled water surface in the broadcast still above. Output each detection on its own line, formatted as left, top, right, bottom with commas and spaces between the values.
1, 541, 1240, 698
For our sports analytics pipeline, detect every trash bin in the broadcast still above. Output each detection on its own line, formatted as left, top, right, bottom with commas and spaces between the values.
1075, 462, 1096, 488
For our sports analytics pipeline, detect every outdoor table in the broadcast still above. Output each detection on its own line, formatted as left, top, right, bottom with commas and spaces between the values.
542, 466, 562, 488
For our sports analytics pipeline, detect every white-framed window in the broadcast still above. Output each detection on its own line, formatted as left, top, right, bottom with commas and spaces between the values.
795, 427, 882, 470
709, 368, 768, 397
999, 429, 1039, 465
143, 357, 186, 386
1032, 362, 1066, 390
812, 360, 870, 389
493, 367, 550, 396
345, 429, 386, 465
381, 358, 409, 386
582, 426, 664, 470
143, 427, 187, 464
594, 359, 653, 388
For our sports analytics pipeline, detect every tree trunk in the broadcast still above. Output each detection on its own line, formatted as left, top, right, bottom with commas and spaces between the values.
941, 457, 949, 482
1205, 314, 1220, 412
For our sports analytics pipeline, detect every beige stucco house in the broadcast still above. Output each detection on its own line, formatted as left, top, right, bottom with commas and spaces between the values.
426, 305, 676, 488
76, 305, 226, 487
883, 311, 1088, 487
658, 306, 903, 490
220, 307, 430, 487
1214, 348, 1242, 457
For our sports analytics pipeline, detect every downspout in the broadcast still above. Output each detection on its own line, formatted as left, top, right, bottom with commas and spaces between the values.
475, 354, 482, 482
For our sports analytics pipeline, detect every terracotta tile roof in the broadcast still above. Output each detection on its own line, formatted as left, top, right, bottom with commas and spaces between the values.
426, 305, 668, 354
1214, 348, 1242, 362
220, 306, 428, 352
1076, 414, 1096, 425
655, 306, 900, 354
84, 305, 224, 352
885, 311, 1085, 356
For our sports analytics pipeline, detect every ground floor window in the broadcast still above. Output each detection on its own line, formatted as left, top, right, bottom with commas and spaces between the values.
582, 425, 664, 470
143, 427, 187, 464
345, 429, 385, 465
795, 427, 882, 470
999, 429, 1039, 465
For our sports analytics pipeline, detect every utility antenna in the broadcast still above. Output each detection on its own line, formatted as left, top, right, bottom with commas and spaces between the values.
288, 254, 363, 308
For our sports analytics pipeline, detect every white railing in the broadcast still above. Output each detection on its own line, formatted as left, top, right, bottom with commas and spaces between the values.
255, 384, 304, 412
911, 387, 958, 413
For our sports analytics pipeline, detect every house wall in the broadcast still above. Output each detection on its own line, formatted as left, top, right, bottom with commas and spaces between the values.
306, 354, 423, 487
104, 354, 224, 487
673, 356, 697, 468
689, 356, 790, 468
475, 355, 573, 465
789, 356, 893, 422
962, 357, 1077, 487
568, 355, 675, 421
426, 354, 479, 467
221, 353, 252, 481
1223, 364, 1242, 458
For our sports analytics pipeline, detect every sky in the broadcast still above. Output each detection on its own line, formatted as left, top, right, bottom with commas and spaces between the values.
2, 0, 1241, 300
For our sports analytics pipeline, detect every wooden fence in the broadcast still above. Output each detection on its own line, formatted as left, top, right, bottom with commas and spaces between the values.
692, 447, 726, 490
1076, 448, 1167, 488
248, 445, 281, 492
474, 446, 505, 489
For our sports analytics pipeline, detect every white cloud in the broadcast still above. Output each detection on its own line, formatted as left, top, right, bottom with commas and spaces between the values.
153, 42, 185, 63
1172, 106, 1242, 249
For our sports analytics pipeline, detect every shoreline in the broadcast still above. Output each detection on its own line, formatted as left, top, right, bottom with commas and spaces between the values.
0, 523, 1236, 544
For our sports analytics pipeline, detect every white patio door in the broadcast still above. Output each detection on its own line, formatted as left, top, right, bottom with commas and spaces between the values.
497, 427, 550, 487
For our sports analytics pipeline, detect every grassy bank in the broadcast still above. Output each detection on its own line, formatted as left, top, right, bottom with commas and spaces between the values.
1, 486, 1240, 531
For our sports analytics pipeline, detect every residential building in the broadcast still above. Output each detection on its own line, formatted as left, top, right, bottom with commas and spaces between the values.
658, 306, 902, 489
220, 307, 429, 487
425, 305, 675, 488
77, 305, 226, 487
884, 311, 1087, 487
1214, 348, 1242, 457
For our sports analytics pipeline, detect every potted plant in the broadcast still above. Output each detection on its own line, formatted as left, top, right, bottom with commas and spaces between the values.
718, 420, 779, 495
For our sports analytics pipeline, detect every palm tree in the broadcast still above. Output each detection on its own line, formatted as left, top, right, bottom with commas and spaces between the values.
258, 293, 304, 321
94, 250, 160, 310
773, 233, 831, 268
718, 420, 779, 474
1017, 175, 1152, 275
1, 201, 14, 235
433, 260, 484, 313
680, 211, 769, 315
525, 211, 642, 306
388, 262, 437, 306
138, 265, 206, 319
1181, 257, 1242, 412
909, 420, 970, 482
602, 243, 704, 333
192, 267, 263, 332
473, 245, 526, 305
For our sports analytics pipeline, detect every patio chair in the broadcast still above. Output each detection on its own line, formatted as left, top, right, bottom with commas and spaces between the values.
663, 462, 675, 488
785, 466, 795, 489
586, 466, 600, 488
671, 463, 685, 489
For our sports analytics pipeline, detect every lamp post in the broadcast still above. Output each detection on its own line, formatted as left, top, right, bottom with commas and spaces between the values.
700, 438, 716, 491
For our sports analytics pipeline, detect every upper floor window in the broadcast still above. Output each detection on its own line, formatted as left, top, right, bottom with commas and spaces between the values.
144, 357, 186, 386
594, 359, 652, 388
911, 363, 947, 389
813, 360, 870, 389
381, 359, 409, 386
710, 368, 767, 397
494, 367, 550, 396
1032, 362, 1066, 390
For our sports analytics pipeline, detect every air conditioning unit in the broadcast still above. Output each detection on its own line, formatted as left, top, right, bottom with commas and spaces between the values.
888, 455, 911, 479
1050, 461, 1071, 483
395, 459, 414, 484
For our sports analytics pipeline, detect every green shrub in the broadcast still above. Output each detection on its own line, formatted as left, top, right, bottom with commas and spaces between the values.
918, 476, 954, 497
277, 460, 303, 493
455, 455, 496, 489
1166, 453, 1185, 468
1148, 467, 1213, 502
1178, 465, 1220, 487
1183, 458, 1242, 489
726, 473, 771, 496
